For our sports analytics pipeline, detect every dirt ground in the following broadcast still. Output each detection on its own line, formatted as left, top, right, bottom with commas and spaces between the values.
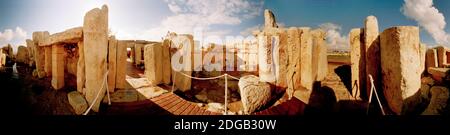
3, 61, 372, 115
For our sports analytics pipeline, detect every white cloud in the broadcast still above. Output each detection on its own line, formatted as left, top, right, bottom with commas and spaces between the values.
0, 27, 28, 53
240, 24, 262, 36
134, 0, 264, 41
319, 23, 349, 52
401, 0, 450, 46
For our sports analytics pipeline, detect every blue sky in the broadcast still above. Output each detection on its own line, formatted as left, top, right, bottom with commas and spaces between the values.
1, 0, 449, 52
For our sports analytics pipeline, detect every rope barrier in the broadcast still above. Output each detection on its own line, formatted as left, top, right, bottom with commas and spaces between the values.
83, 70, 109, 115
171, 70, 242, 115
367, 74, 385, 115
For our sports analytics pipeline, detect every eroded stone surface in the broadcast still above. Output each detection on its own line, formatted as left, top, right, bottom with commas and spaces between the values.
350, 28, 365, 99
144, 43, 163, 86
380, 26, 421, 115
67, 91, 88, 115
365, 16, 381, 99
83, 5, 109, 112
238, 75, 271, 114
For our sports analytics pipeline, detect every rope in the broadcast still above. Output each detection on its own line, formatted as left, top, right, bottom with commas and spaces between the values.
83, 70, 109, 115
172, 71, 243, 115
367, 74, 385, 115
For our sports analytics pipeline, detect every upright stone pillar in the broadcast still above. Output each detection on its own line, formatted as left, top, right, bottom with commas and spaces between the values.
426, 48, 438, 70
144, 43, 163, 86
286, 27, 301, 91
108, 36, 117, 93
76, 41, 85, 94
51, 44, 65, 90
135, 43, 143, 66
115, 41, 128, 89
419, 43, 427, 75
299, 27, 313, 91
162, 39, 172, 85
364, 16, 381, 100
32, 31, 50, 78
171, 35, 194, 92
44, 46, 52, 77
311, 29, 327, 81
436, 46, 448, 68
350, 28, 365, 99
83, 5, 108, 112
380, 26, 421, 115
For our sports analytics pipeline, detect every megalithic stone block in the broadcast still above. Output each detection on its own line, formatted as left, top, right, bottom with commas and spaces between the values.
436, 46, 448, 68
115, 41, 128, 89
51, 44, 65, 90
350, 28, 365, 99
144, 43, 163, 86
162, 39, 172, 85
44, 46, 52, 77
108, 36, 117, 93
364, 15, 381, 100
426, 48, 438, 71
83, 5, 108, 112
76, 41, 85, 94
311, 29, 327, 82
380, 26, 421, 115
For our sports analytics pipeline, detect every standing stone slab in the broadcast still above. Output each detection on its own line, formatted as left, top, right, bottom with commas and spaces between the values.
257, 33, 276, 83
238, 75, 271, 114
426, 48, 438, 72
83, 5, 108, 112
144, 43, 163, 86
162, 39, 172, 85
32, 31, 50, 78
275, 29, 288, 90
380, 26, 421, 115
76, 41, 85, 94
311, 29, 327, 81
264, 9, 278, 29
44, 46, 52, 77
107, 37, 117, 93
286, 28, 301, 94
419, 43, 427, 75
299, 27, 313, 91
364, 16, 381, 100
16, 46, 29, 64
436, 46, 447, 68
350, 28, 365, 99
51, 45, 65, 90
26, 39, 35, 67
170, 35, 194, 92
135, 43, 143, 66
115, 41, 128, 89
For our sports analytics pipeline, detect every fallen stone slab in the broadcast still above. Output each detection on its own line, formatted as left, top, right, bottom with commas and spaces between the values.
427, 67, 449, 84
67, 91, 88, 115
136, 86, 168, 101
108, 90, 138, 103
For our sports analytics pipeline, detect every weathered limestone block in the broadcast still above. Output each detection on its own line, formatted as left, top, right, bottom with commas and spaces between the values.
16, 46, 29, 64
380, 26, 421, 115
144, 43, 163, 86
44, 46, 52, 77
264, 9, 278, 29
286, 27, 301, 96
422, 86, 449, 115
67, 91, 88, 115
76, 41, 85, 94
135, 43, 143, 66
257, 33, 276, 83
107, 36, 117, 93
115, 41, 128, 89
436, 46, 448, 68
170, 34, 194, 91
238, 75, 271, 114
426, 48, 438, 71
275, 29, 288, 90
427, 67, 449, 83
162, 39, 172, 84
67, 55, 78, 76
26, 39, 35, 67
51, 45, 65, 90
83, 5, 108, 112
41, 27, 83, 46
299, 27, 313, 90
32, 31, 50, 78
364, 16, 381, 99
419, 43, 427, 75
311, 29, 327, 81
350, 28, 365, 99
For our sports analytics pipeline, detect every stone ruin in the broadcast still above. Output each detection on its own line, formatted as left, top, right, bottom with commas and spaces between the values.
349, 16, 450, 115
5, 5, 449, 115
